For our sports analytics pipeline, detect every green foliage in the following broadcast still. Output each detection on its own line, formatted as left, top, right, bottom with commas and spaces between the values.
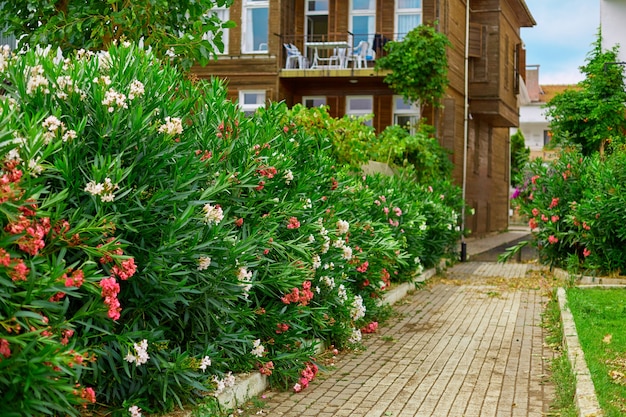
545, 33, 626, 156
0, 0, 234, 70
372, 123, 453, 184
513, 145, 626, 274
0, 43, 463, 416
510, 130, 530, 187
287, 104, 375, 168
375, 23, 451, 108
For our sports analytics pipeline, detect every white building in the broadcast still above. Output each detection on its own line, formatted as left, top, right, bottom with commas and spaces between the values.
512, 65, 570, 160
601, 0, 626, 64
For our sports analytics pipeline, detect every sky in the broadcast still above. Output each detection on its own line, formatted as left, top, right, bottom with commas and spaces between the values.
521, 0, 600, 85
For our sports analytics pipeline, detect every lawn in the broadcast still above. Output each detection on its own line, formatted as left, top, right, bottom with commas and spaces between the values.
566, 287, 626, 416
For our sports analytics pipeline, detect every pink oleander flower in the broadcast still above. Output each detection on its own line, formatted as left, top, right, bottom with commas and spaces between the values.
60, 329, 75, 346
79, 386, 96, 406
111, 258, 137, 280
99, 277, 121, 320
528, 218, 538, 229
0, 338, 11, 359
258, 360, 275, 376
287, 217, 300, 229
549, 197, 560, 209
393, 207, 402, 217
276, 323, 290, 334
531, 208, 540, 217
9, 259, 30, 282
293, 382, 302, 393
64, 269, 85, 288
548, 235, 558, 244
356, 261, 369, 273
361, 321, 379, 334
583, 248, 591, 257
551, 215, 560, 223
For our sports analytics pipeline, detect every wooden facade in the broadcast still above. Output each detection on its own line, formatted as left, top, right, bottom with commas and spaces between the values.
192, 0, 535, 236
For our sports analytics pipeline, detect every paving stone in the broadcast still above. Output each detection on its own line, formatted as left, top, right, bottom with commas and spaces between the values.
260, 261, 555, 416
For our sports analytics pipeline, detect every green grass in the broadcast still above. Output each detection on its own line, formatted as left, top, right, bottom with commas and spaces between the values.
543, 290, 578, 417
567, 287, 626, 416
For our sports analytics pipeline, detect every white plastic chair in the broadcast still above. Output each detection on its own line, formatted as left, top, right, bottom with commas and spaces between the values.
348, 41, 370, 68
284, 43, 304, 69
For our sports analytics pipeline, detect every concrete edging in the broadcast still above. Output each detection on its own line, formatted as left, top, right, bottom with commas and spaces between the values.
555, 269, 604, 416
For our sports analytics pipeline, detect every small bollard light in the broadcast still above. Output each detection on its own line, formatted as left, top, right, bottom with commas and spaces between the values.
461, 242, 467, 262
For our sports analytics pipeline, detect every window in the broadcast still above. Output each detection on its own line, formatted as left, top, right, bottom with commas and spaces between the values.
239, 91, 266, 116
543, 130, 552, 146
393, 96, 420, 134
303, 96, 326, 108
350, 0, 376, 47
203, 7, 230, 54
306, 0, 329, 42
346, 96, 373, 126
242, 0, 269, 53
396, 0, 422, 40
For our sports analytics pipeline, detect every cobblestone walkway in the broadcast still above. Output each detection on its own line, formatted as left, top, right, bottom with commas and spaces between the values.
261, 262, 555, 417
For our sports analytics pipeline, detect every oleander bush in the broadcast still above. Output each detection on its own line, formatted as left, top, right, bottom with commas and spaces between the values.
0, 43, 462, 416
512, 145, 626, 274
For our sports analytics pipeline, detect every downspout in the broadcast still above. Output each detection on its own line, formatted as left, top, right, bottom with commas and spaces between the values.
460, 0, 470, 262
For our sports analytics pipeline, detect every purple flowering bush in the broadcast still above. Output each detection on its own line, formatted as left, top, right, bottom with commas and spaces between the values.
0, 43, 462, 416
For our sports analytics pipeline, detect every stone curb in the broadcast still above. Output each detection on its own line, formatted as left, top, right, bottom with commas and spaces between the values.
214, 263, 442, 411
554, 268, 604, 417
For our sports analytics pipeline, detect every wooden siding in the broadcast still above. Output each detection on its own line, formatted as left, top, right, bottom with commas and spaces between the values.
189, 0, 535, 236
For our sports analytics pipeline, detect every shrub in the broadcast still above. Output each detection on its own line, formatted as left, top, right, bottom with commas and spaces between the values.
0, 43, 463, 415
512, 146, 626, 274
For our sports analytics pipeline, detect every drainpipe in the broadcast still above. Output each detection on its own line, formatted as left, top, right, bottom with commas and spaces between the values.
460, 0, 470, 262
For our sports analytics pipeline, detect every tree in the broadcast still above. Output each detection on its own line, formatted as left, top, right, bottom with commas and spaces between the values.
375, 23, 451, 109
510, 130, 530, 187
0, 0, 234, 70
545, 32, 626, 156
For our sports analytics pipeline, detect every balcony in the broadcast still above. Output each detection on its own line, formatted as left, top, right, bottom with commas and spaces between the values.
277, 32, 394, 78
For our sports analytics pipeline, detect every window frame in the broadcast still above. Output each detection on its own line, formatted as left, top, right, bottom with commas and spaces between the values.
239, 90, 266, 116
349, 0, 376, 47
303, 96, 327, 108
241, 0, 269, 54
395, 0, 422, 41
345, 95, 374, 126
393, 95, 420, 134
203, 6, 230, 55
305, 0, 329, 43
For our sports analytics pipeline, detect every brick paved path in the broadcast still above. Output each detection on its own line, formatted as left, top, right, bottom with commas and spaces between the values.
261, 262, 555, 417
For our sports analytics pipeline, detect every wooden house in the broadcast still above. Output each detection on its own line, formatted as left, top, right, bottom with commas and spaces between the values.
193, 0, 536, 237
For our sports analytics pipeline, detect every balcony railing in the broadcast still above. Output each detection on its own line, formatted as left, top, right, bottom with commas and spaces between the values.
277, 32, 395, 71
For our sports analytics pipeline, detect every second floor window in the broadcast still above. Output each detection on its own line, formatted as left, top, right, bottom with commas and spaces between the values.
242, 0, 269, 53
204, 7, 230, 55
350, 0, 376, 47
396, 0, 422, 40
306, 0, 329, 42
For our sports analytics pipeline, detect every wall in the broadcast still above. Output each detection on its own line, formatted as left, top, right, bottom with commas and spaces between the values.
601, 0, 626, 64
